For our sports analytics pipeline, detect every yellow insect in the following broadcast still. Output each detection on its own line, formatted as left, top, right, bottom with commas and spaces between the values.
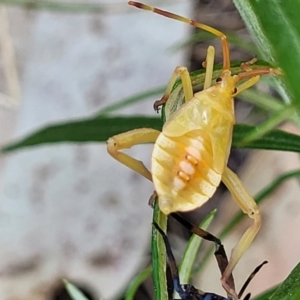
107, 2, 281, 299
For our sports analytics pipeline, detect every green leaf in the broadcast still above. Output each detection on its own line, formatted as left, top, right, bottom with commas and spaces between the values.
2, 116, 162, 152
179, 210, 216, 284
232, 124, 300, 152
4, 118, 300, 155
269, 263, 300, 300
233, 0, 300, 108
253, 286, 278, 300
151, 200, 168, 300
238, 106, 295, 145
125, 267, 152, 300
238, 89, 300, 126
2, 57, 286, 154
63, 280, 89, 300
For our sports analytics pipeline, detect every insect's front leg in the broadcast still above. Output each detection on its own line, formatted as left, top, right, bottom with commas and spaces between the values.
154, 45, 216, 112
221, 166, 261, 298
234, 63, 282, 96
153, 66, 193, 111
107, 128, 160, 181
234, 75, 260, 96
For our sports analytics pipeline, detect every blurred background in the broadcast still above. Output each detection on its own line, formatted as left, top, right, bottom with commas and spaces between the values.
0, 1, 299, 300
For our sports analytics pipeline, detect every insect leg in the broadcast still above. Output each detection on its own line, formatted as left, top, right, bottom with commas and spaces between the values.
234, 76, 260, 96
203, 46, 216, 89
171, 213, 235, 293
107, 128, 160, 181
240, 57, 258, 71
221, 166, 261, 296
153, 66, 193, 111
233, 59, 282, 95
172, 214, 221, 246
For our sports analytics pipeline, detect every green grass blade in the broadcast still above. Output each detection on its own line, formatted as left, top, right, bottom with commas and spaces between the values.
125, 267, 152, 300
232, 124, 300, 152
1, 116, 162, 152
3, 119, 300, 154
252, 286, 278, 300
239, 89, 300, 127
233, 0, 300, 108
151, 200, 168, 300
173, 210, 216, 299
63, 280, 89, 300
179, 210, 216, 283
269, 263, 300, 300
237, 106, 295, 146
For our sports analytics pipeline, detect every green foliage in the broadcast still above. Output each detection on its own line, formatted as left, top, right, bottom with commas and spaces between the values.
269, 263, 300, 300
178, 211, 216, 286
151, 202, 168, 300
251, 263, 300, 300
233, 0, 300, 108
125, 268, 152, 300
231, 2, 300, 297
1, 116, 162, 152
3, 119, 300, 155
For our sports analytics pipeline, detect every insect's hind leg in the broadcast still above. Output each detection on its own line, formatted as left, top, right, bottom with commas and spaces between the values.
221, 167, 261, 298
153, 221, 228, 300
171, 213, 235, 293
153, 66, 193, 111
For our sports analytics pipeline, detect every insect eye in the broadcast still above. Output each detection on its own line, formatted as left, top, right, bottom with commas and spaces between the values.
216, 77, 222, 83
233, 88, 237, 94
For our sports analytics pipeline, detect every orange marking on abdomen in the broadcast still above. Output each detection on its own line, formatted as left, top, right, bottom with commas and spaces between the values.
152, 131, 221, 202
177, 170, 190, 181
185, 154, 198, 165
179, 160, 195, 175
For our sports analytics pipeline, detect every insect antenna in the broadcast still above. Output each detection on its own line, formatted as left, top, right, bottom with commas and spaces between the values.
238, 261, 268, 299
243, 293, 251, 300
128, 1, 230, 70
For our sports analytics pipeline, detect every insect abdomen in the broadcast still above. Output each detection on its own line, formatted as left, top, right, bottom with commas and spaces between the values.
151, 129, 222, 214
